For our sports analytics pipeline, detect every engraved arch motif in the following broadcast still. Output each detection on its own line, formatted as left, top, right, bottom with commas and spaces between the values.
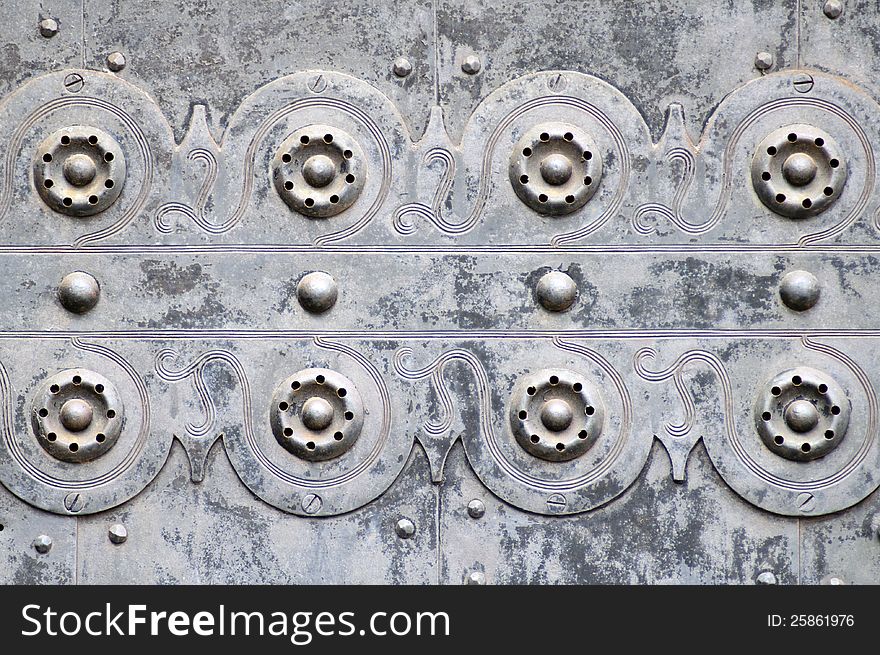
394, 338, 647, 514
1, 95, 154, 247
154, 338, 400, 515
0, 338, 168, 516
151, 74, 397, 245
636, 338, 880, 515
393, 92, 631, 244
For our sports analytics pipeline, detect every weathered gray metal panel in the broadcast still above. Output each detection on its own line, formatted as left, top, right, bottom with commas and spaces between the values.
438, 442, 799, 584
76, 444, 439, 584
0, 0, 879, 585
82, 0, 437, 140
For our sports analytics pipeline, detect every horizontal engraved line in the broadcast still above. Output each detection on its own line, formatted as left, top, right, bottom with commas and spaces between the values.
0, 329, 876, 340
1, 244, 880, 255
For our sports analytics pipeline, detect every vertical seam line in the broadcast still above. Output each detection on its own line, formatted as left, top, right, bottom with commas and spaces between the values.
432, 0, 440, 105
81, 0, 86, 68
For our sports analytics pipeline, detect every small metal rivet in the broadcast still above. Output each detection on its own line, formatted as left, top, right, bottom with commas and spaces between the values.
540, 398, 574, 432
63, 73, 84, 93
395, 518, 416, 539
779, 270, 820, 311
792, 73, 815, 94
33, 535, 52, 554
536, 270, 577, 312
296, 271, 338, 314
39, 18, 59, 38
821, 574, 846, 585
58, 271, 101, 314
823, 0, 843, 19
64, 492, 84, 513
754, 51, 774, 71
461, 54, 482, 75
301, 396, 335, 431
784, 399, 820, 433
393, 57, 413, 77
106, 51, 126, 72
108, 523, 127, 545
301, 493, 322, 514
302, 154, 336, 188
756, 571, 778, 585
464, 570, 486, 585
467, 499, 485, 519
308, 75, 327, 93
59, 398, 94, 432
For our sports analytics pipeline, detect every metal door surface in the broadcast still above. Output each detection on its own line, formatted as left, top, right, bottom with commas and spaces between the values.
1, 0, 879, 585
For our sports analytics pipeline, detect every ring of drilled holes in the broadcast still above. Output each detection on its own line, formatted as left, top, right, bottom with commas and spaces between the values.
269, 368, 365, 462
272, 124, 367, 218
508, 368, 605, 462
33, 126, 126, 217
754, 366, 850, 462
508, 122, 602, 216
750, 124, 847, 219
31, 368, 124, 464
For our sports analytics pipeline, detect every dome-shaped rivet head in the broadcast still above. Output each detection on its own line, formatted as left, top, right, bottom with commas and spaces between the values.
784, 399, 820, 433
302, 154, 337, 188
461, 54, 482, 75
61, 153, 97, 187
467, 499, 486, 519
58, 271, 100, 314
754, 51, 774, 71
782, 152, 818, 187
540, 398, 573, 432
108, 523, 127, 545
539, 153, 573, 186
536, 271, 577, 312
779, 270, 820, 311
39, 17, 58, 38
33, 535, 52, 554
823, 0, 843, 19
395, 518, 416, 539
756, 571, 778, 585
393, 56, 413, 77
465, 571, 486, 585
59, 398, 94, 432
296, 272, 338, 313
301, 397, 335, 431
106, 51, 126, 72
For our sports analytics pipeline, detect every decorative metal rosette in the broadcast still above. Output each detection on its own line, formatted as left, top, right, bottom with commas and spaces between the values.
31, 368, 124, 463
751, 124, 847, 219
270, 368, 364, 461
33, 126, 126, 216
508, 368, 604, 462
272, 124, 366, 218
754, 367, 850, 462
508, 122, 602, 215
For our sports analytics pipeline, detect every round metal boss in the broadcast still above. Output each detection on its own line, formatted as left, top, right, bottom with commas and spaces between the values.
31, 368, 124, 463
33, 126, 126, 217
509, 369, 604, 462
754, 367, 850, 462
270, 368, 364, 462
272, 124, 366, 218
751, 124, 847, 219
509, 123, 602, 216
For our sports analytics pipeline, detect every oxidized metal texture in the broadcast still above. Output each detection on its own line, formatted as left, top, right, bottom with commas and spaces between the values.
0, 0, 879, 586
